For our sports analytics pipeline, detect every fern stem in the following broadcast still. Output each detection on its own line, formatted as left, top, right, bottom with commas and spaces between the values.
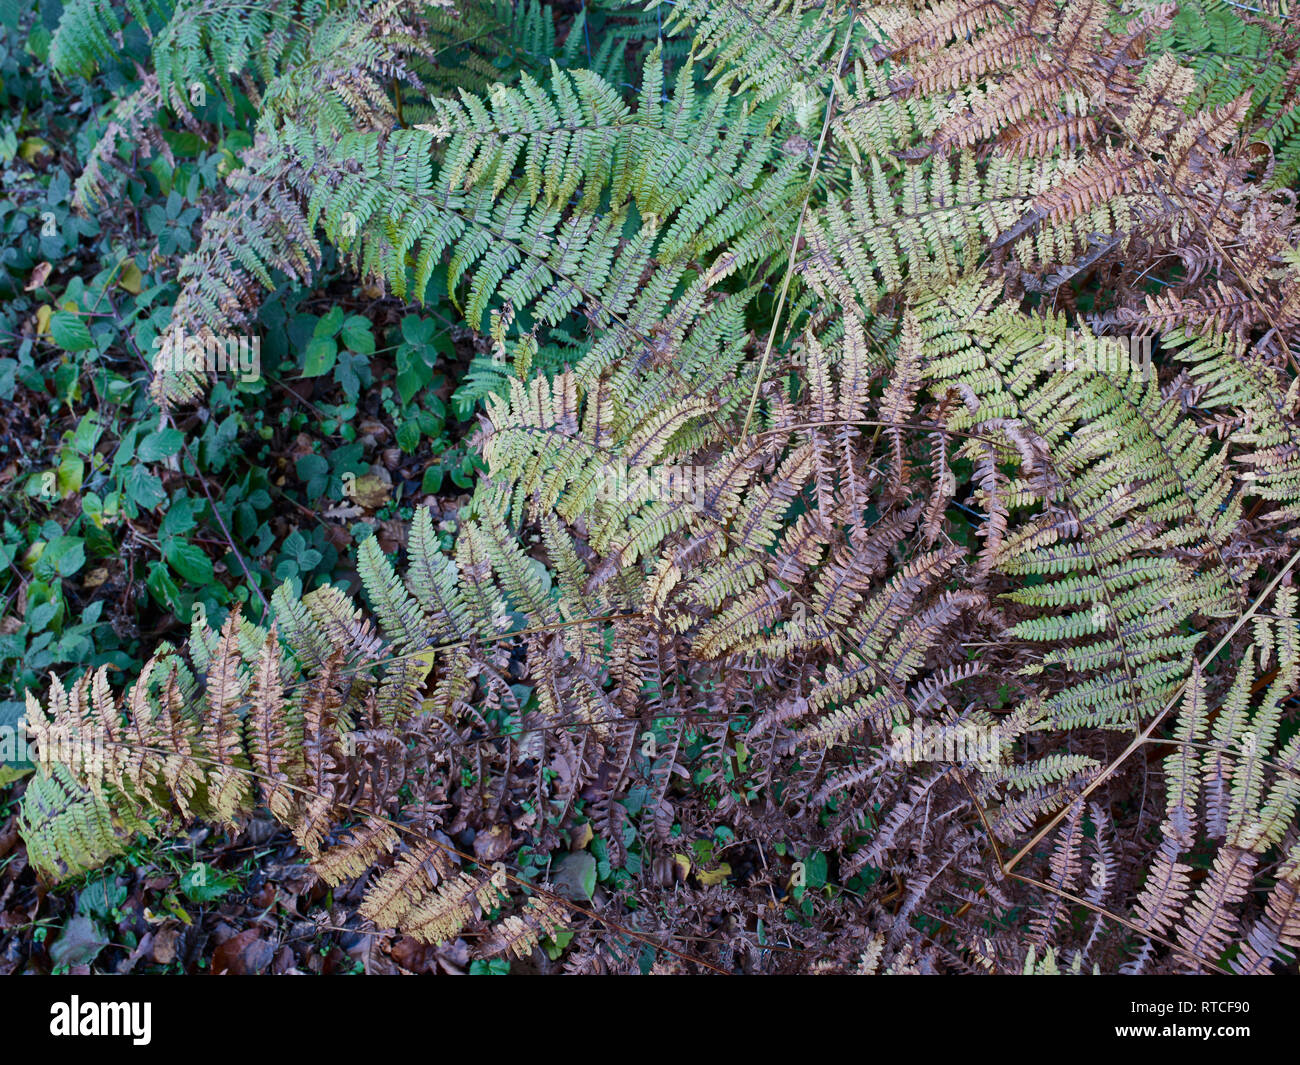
1003, 542, 1300, 874
740, 11, 856, 441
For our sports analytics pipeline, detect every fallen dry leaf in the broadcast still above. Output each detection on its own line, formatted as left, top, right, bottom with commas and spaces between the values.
25, 262, 52, 291
696, 862, 731, 887
211, 928, 274, 975
117, 260, 143, 294
357, 419, 388, 442
350, 471, 391, 510
389, 936, 438, 972
473, 823, 512, 862
150, 927, 180, 965
323, 502, 364, 521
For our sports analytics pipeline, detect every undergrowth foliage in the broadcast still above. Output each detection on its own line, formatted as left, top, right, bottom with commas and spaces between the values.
17, 0, 1300, 973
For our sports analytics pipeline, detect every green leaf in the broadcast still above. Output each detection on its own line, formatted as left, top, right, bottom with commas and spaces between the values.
124, 465, 167, 509
314, 306, 345, 338
52, 540, 85, 578
803, 851, 828, 890
421, 465, 444, 494
29, 599, 59, 631
159, 496, 199, 537
166, 541, 214, 584
542, 929, 575, 961
137, 428, 185, 462
77, 872, 127, 921
296, 453, 329, 499
396, 420, 421, 453
397, 369, 423, 406
146, 560, 182, 611
71, 413, 104, 454
49, 312, 94, 352
303, 336, 338, 377
341, 315, 375, 354
56, 453, 83, 496
38, 536, 86, 579
179, 862, 239, 902
400, 315, 438, 347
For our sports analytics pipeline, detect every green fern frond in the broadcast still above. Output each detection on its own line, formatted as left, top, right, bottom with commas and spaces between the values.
17, 764, 152, 881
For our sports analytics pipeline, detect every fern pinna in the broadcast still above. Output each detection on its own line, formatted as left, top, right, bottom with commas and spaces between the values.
18, 0, 1300, 972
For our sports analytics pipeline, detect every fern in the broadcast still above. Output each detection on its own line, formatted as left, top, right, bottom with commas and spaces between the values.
17, 763, 151, 880
151, 47, 806, 407
20, 0, 1300, 974
49, 0, 171, 78
1151, 0, 1300, 187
